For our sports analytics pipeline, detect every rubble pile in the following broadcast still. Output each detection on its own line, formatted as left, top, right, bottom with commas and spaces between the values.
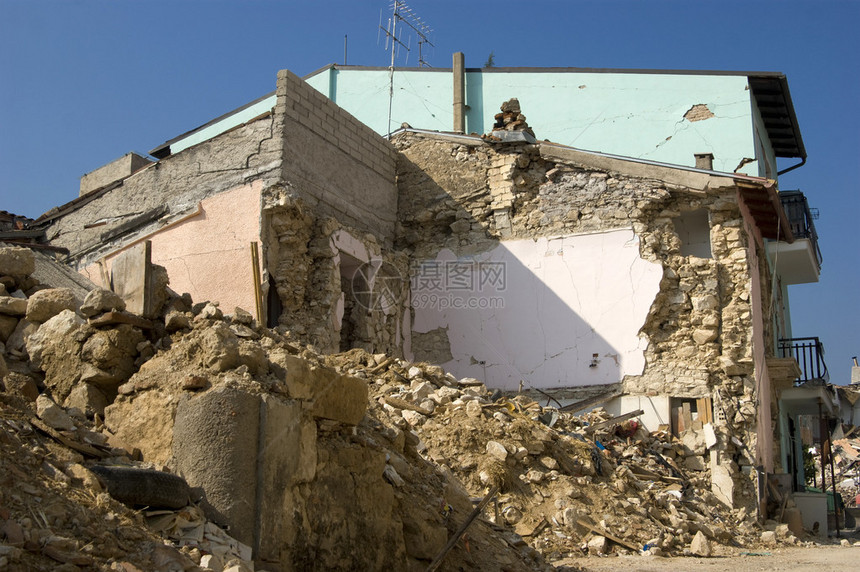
0, 244, 838, 570
833, 435, 860, 507
0, 245, 549, 571
484, 98, 536, 139
327, 352, 794, 560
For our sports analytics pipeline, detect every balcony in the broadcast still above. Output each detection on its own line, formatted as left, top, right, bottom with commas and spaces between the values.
766, 190, 822, 285
778, 337, 829, 384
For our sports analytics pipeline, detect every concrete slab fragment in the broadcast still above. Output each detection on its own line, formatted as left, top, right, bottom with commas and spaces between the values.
111, 241, 152, 317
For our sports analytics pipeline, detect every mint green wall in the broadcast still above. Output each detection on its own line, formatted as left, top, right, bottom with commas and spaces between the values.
306, 68, 454, 135
171, 96, 276, 155
306, 68, 762, 176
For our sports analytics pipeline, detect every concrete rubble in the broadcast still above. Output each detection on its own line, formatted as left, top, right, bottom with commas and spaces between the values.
1, 243, 856, 571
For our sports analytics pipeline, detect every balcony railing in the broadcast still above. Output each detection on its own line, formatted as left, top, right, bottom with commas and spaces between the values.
778, 337, 829, 384
779, 190, 823, 268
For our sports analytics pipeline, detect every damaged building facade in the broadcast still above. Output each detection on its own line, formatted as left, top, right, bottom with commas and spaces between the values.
28, 62, 823, 520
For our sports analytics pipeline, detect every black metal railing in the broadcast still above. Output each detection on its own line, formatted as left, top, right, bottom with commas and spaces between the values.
778, 337, 829, 384
779, 190, 823, 268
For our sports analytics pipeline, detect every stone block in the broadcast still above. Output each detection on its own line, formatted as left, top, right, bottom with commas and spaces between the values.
0, 247, 35, 277
0, 314, 18, 342
104, 389, 177, 466
689, 530, 711, 556
270, 352, 367, 425
36, 394, 76, 431
65, 383, 108, 418
587, 535, 608, 555
684, 455, 707, 471
26, 310, 90, 400
486, 440, 508, 461
0, 297, 27, 316
2, 372, 39, 402
80, 288, 126, 318
25, 288, 77, 323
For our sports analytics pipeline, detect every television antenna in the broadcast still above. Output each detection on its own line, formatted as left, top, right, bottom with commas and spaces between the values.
378, 1, 434, 135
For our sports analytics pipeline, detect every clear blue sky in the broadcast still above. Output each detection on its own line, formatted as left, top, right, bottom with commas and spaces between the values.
1, 0, 858, 382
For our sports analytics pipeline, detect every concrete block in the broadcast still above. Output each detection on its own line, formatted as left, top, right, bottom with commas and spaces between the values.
172, 386, 262, 547
111, 241, 153, 317
271, 353, 368, 425
0, 246, 35, 277
79, 152, 153, 196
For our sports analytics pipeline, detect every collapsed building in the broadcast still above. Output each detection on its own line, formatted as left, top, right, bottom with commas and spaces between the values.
1, 59, 837, 567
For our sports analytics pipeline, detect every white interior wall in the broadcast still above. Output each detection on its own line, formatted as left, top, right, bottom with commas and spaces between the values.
410, 228, 663, 390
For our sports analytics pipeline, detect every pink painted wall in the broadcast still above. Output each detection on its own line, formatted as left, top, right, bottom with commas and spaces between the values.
737, 190, 774, 474
83, 182, 263, 319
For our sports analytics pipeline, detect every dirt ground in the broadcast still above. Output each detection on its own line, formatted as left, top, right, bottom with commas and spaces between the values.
556, 545, 860, 572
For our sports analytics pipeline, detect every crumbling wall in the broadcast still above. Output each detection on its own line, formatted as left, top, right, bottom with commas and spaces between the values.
393, 131, 769, 509
261, 190, 409, 356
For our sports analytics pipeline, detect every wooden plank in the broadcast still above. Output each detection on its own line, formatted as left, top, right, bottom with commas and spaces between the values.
682, 402, 693, 430
383, 396, 433, 416
427, 486, 499, 572
29, 418, 110, 459
559, 388, 623, 413
671, 406, 682, 436
575, 518, 641, 552
88, 311, 153, 330
584, 409, 644, 434
703, 397, 713, 424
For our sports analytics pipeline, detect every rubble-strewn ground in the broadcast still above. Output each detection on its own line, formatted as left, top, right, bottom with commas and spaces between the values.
2, 244, 858, 571
565, 545, 860, 572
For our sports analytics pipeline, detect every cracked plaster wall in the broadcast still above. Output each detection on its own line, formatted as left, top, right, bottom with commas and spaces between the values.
409, 231, 662, 391
44, 113, 281, 267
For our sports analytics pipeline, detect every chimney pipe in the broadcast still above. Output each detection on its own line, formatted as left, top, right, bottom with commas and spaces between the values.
453, 52, 465, 133
695, 153, 714, 170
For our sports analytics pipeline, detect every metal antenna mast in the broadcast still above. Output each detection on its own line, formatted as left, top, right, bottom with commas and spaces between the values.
379, 1, 434, 136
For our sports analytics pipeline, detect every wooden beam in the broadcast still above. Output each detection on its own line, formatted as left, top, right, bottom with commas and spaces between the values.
584, 409, 644, 434
559, 388, 622, 413
575, 518, 641, 553
427, 486, 499, 572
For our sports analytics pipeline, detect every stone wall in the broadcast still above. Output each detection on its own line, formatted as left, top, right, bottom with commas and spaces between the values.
261, 191, 409, 355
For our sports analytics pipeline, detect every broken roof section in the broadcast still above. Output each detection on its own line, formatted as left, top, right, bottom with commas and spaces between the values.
395, 126, 793, 244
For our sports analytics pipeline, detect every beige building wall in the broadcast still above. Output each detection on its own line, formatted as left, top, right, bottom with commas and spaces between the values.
82, 182, 263, 318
